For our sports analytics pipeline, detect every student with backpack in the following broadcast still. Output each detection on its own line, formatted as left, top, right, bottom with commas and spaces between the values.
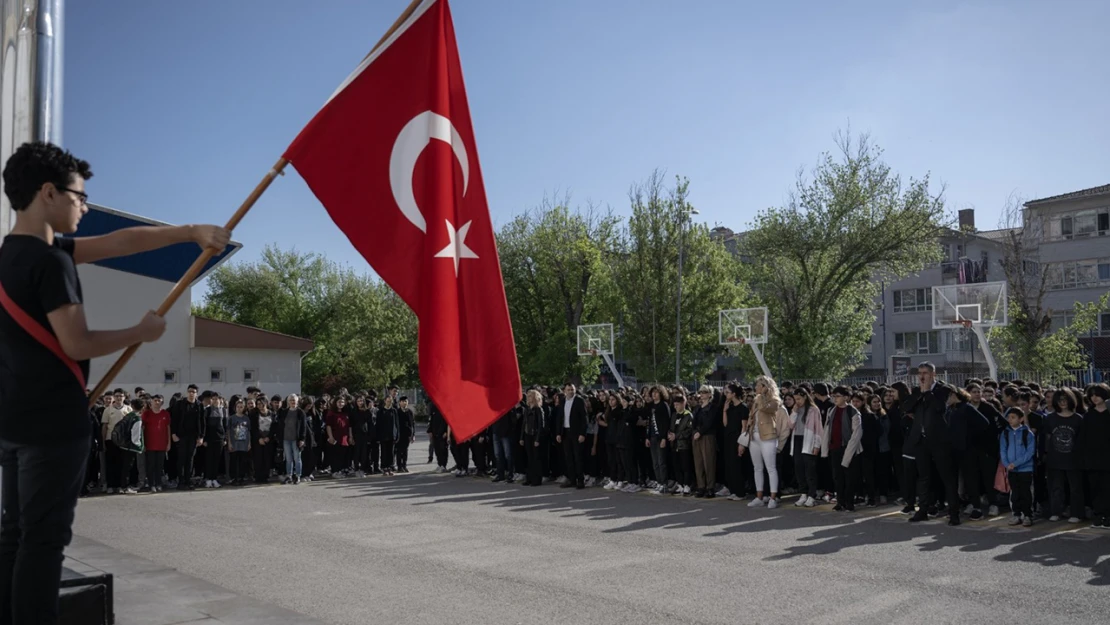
1000, 408, 1036, 526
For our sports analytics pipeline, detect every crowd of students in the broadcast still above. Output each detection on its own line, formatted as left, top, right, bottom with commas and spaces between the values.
85, 366, 1110, 532
85, 384, 418, 495
444, 364, 1110, 530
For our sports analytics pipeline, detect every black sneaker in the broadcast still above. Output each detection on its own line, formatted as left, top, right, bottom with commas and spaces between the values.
909, 511, 928, 523
969, 509, 983, 520
900, 505, 915, 515
948, 516, 961, 527
695, 490, 705, 498
292, 474, 300, 485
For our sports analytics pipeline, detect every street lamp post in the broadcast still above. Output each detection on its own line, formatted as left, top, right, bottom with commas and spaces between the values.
675, 205, 699, 386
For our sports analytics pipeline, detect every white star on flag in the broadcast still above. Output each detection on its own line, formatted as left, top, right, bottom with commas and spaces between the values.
434, 219, 479, 276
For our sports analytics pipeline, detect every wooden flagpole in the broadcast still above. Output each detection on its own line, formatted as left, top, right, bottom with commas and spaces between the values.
87, 0, 428, 405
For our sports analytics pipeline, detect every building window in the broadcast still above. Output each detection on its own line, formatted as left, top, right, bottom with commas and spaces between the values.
210, 368, 224, 384
1101, 313, 1110, 337
1048, 207, 1109, 241
243, 369, 257, 383
1047, 258, 1110, 290
892, 288, 933, 313
894, 331, 939, 355
164, 370, 178, 384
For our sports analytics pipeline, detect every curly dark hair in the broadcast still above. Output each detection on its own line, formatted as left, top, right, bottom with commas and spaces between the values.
2, 141, 93, 211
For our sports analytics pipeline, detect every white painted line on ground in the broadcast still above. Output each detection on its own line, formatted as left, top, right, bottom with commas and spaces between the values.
568, 497, 610, 503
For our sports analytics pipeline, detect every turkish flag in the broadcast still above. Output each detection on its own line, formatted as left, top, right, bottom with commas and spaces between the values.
283, 0, 521, 441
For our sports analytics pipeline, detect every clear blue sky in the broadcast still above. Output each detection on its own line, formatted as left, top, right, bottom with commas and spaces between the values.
63, 0, 1110, 301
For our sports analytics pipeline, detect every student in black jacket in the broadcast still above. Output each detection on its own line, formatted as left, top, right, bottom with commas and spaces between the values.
350, 396, 373, 476
396, 396, 416, 473
645, 385, 672, 493
903, 363, 958, 524
202, 394, 227, 488
1083, 384, 1110, 527
427, 401, 449, 471
521, 389, 550, 486
555, 382, 589, 489
692, 385, 719, 498
376, 396, 399, 476
965, 383, 1004, 519
171, 384, 206, 489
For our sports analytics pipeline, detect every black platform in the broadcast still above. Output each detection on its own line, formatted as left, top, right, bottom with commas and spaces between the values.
59, 566, 114, 625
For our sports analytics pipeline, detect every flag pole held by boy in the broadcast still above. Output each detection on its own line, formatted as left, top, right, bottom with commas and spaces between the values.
91, 0, 522, 442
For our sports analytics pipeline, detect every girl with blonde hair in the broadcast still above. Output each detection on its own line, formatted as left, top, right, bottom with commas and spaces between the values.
742, 375, 792, 508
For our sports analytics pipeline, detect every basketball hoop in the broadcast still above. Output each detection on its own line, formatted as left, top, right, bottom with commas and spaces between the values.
957, 319, 973, 329
726, 336, 746, 346
589, 349, 598, 357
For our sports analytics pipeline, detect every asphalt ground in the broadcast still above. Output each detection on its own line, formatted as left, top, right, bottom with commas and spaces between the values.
74, 456, 1110, 625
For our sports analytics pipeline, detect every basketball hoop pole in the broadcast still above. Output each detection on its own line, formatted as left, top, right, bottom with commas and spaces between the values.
968, 323, 997, 381
748, 342, 772, 379
599, 351, 624, 388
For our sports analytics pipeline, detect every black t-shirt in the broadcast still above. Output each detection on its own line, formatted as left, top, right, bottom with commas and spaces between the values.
0, 234, 90, 444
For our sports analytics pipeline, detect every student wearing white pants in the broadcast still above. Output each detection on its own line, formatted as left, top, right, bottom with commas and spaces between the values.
741, 375, 792, 508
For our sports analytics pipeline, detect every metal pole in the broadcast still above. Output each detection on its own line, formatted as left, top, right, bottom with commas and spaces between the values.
35, 0, 63, 144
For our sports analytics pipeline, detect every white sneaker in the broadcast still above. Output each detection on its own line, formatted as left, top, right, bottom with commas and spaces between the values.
556, 476, 568, 485
603, 481, 614, 490
879, 496, 888, 505
767, 498, 779, 509
727, 494, 741, 501
804, 497, 816, 507
963, 504, 975, 515
715, 487, 731, 498
682, 485, 691, 495
648, 486, 663, 495
748, 497, 766, 508
988, 505, 999, 517
795, 496, 807, 507
627, 484, 642, 493
1049, 515, 1061, 522
1068, 517, 1080, 524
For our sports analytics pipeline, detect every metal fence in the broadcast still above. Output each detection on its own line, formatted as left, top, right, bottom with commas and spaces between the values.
692, 369, 1109, 391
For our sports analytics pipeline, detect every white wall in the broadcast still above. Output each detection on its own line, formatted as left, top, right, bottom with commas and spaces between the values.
186, 347, 305, 398
79, 264, 305, 397
80, 264, 193, 392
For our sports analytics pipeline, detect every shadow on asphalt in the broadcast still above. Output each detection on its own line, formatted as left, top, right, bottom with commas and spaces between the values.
322, 469, 1110, 588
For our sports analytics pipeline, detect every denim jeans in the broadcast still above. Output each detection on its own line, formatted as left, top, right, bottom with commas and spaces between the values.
0, 437, 89, 625
492, 433, 513, 479
282, 440, 302, 478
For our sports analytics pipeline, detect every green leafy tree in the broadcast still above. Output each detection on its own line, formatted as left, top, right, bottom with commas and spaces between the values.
990, 293, 1109, 379
496, 195, 621, 386
739, 132, 948, 379
614, 172, 748, 384
193, 246, 417, 393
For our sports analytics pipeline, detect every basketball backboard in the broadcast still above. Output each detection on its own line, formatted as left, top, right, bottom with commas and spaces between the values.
577, 323, 615, 356
932, 281, 1008, 329
719, 307, 768, 346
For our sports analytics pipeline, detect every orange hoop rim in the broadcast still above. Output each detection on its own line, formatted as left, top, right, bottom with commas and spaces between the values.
726, 336, 747, 346
957, 319, 973, 329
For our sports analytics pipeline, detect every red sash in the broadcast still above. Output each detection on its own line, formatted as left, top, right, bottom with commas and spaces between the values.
0, 281, 87, 388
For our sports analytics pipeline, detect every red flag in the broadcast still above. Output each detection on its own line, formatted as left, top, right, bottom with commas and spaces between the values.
283, 0, 520, 441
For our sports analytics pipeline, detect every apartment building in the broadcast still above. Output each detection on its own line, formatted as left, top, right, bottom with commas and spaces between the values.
863, 209, 1007, 375
711, 187, 1110, 379
1024, 184, 1110, 367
